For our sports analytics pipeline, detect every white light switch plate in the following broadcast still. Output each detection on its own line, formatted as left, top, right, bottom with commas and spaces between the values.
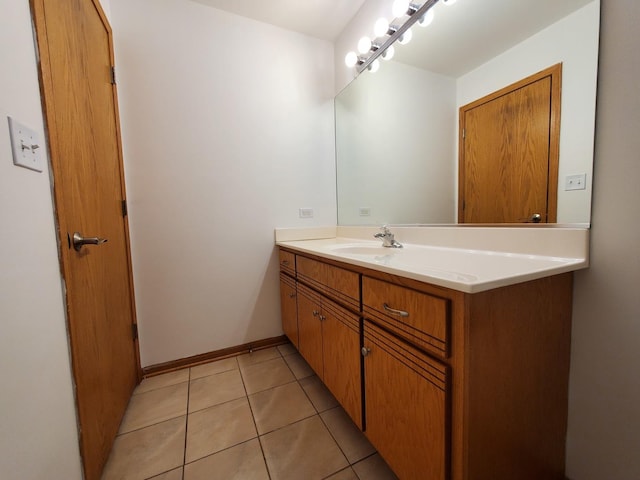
8, 116, 43, 172
565, 173, 587, 191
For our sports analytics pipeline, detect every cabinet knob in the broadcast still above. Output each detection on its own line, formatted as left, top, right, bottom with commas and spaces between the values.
312, 310, 319, 317
361, 347, 371, 357
289, 292, 296, 298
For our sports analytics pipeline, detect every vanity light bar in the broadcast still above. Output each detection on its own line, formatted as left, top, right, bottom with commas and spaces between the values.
355, 0, 440, 74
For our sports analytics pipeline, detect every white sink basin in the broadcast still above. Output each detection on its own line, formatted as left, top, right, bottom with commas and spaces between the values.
325, 243, 400, 256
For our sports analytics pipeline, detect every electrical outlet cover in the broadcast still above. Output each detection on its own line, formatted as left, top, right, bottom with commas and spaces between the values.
8, 116, 43, 172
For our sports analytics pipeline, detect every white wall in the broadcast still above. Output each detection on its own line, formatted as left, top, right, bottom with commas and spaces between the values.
565, 0, 640, 478
457, 2, 600, 224
336, 61, 456, 224
0, 1, 82, 479
109, 0, 337, 367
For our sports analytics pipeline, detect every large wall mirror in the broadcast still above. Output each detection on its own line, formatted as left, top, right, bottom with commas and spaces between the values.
335, 0, 600, 226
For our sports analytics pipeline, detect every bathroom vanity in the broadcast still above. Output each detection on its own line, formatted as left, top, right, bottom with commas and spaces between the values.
276, 226, 588, 480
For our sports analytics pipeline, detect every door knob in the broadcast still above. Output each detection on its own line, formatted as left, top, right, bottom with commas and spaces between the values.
72, 232, 108, 252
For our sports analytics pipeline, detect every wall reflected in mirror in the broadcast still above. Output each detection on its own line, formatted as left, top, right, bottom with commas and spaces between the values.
336, 0, 600, 226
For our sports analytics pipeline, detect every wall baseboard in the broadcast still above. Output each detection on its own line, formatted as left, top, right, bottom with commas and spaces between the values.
142, 335, 288, 377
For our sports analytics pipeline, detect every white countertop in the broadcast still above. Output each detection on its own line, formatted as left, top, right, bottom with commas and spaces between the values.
275, 226, 589, 293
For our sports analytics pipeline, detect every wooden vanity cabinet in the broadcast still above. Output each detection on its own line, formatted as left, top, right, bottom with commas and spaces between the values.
278, 247, 574, 480
280, 251, 363, 428
363, 320, 448, 480
279, 273, 298, 347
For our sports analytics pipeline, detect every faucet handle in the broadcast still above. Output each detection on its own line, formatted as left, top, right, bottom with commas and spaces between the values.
380, 224, 391, 234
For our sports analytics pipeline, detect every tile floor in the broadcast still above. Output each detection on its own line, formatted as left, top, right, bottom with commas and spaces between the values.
102, 344, 398, 480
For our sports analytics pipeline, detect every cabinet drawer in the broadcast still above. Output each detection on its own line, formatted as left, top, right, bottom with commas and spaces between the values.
363, 276, 450, 358
279, 249, 296, 276
363, 320, 448, 480
297, 256, 359, 311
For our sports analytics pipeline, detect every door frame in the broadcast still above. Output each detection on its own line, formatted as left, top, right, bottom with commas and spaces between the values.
29, 0, 142, 474
457, 63, 562, 223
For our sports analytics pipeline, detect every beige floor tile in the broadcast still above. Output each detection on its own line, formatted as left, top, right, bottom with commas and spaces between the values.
277, 343, 297, 356
190, 356, 238, 380
119, 382, 188, 434
326, 467, 359, 480
185, 397, 257, 464
352, 454, 398, 480
184, 438, 269, 480
321, 407, 375, 464
189, 369, 245, 412
148, 467, 183, 480
240, 357, 295, 394
249, 382, 315, 434
299, 375, 339, 413
135, 369, 190, 395
260, 415, 348, 480
283, 352, 315, 379
237, 347, 281, 367
102, 416, 186, 480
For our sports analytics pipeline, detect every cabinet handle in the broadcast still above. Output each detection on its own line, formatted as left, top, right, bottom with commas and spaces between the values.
312, 310, 319, 317
282, 260, 290, 266
289, 292, 296, 298
320, 315, 326, 321
361, 347, 371, 357
383, 303, 409, 317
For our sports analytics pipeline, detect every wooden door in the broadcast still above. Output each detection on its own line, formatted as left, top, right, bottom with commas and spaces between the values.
279, 273, 299, 347
296, 285, 324, 379
459, 64, 561, 223
30, 1, 140, 479
363, 321, 448, 480
322, 299, 362, 428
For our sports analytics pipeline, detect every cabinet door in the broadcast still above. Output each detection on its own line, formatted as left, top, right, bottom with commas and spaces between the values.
322, 298, 362, 428
363, 321, 448, 480
297, 285, 324, 379
279, 273, 298, 348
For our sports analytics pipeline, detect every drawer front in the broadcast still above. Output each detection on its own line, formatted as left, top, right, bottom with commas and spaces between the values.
363, 276, 449, 358
278, 249, 296, 276
297, 256, 359, 311
363, 320, 448, 480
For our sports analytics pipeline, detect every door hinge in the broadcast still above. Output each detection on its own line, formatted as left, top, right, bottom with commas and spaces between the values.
121, 199, 127, 217
132, 323, 138, 340
110, 66, 116, 85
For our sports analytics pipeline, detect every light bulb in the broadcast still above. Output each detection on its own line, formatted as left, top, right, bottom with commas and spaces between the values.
345, 51, 358, 68
381, 45, 395, 61
368, 59, 380, 73
374, 18, 390, 37
398, 28, 413, 45
443, 0, 457, 5
392, 0, 410, 18
418, 10, 435, 27
357, 36, 372, 54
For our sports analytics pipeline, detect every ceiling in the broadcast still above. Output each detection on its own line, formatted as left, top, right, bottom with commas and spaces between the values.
188, 0, 367, 41
392, 0, 597, 77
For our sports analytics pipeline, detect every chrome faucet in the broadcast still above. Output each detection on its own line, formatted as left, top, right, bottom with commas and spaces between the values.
374, 225, 403, 248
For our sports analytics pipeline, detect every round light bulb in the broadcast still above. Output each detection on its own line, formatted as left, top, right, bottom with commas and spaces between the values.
392, 0, 410, 18
368, 59, 381, 73
398, 28, 413, 45
344, 51, 358, 68
443, 0, 457, 5
374, 18, 390, 37
357, 36, 372, 54
418, 10, 435, 27
381, 45, 395, 61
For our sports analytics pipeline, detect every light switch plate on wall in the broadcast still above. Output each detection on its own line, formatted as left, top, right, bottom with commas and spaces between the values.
565, 173, 587, 191
8, 116, 43, 172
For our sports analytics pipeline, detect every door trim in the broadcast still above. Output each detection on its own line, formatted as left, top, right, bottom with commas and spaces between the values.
458, 63, 562, 223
